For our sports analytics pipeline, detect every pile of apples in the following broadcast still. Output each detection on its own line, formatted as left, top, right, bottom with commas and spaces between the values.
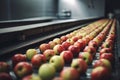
0, 19, 116, 80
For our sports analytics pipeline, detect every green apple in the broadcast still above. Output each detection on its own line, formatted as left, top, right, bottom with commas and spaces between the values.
49, 55, 64, 72
22, 74, 42, 80
71, 58, 88, 74
38, 63, 56, 80
26, 49, 37, 60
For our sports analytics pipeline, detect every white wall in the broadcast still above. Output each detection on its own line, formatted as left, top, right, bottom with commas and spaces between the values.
58, 0, 105, 19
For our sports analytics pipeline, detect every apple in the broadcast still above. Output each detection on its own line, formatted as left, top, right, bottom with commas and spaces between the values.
14, 62, 33, 78
74, 41, 83, 51
26, 49, 37, 60
53, 44, 65, 55
12, 54, 27, 67
93, 59, 112, 71
71, 36, 79, 42
101, 41, 113, 49
53, 38, 62, 44
31, 54, 46, 68
62, 41, 71, 50
43, 49, 55, 61
22, 74, 42, 80
60, 50, 73, 64
100, 53, 114, 64
66, 38, 75, 45
99, 48, 112, 55
68, 45, 80, 57
38, 63, 56, 80
60, 67, 79, 80
0, 62, 10, 73
78, 52, 93, 65
91, 66, 111, 80
83, 46, 96, 57
71, 59, 88, 74
0, 72, 13, 80
39, 43, 50, 53
49, 55, 64, 72
88, 40, 98, 49
77, 39, 86, 49
48, 41, 57, 49
60, 35, 68, 42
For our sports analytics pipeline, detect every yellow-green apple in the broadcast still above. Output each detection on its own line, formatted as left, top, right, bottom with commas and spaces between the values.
60, 35, 68, 42
22, 74, 41, 80
78, 52, 93, 65
60, 50, 73, 64
99, 48, 112, 55
53, 38, 62, 44
83, 46, 96, 57
71, 59, 88, 74
93, 59, 112, 71
60, 67, 79, 80
0, 72, 13, 80
12, 54, 27, 68
31, 54, 46, 68
49, 55, 64, 72
91, 66, 111, 80
0, 62, 10, 73
43, 49, 55, 61
26, 49, 37, 60
38, 63, 56, 80
53, 44, 65, 55
68, 45, 80, 57
100, 53, 114, 64
62, 41, 71, 50
39, 43, 50, 53
48, 41, 57, 49
66, 38, 75, 45
14, 62, 33, 78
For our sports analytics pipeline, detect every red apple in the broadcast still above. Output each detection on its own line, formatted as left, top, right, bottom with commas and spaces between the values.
0, 72, 13, 80
68, 45, 80, 57
60, 50, 73, 64
12, 54, 27, 67
62, 41, 71, 50
83, 46, 96, 57
88, 40, 98, 49
100, 53, 114, 64
71, 36, 79, 42
78, 52, 93, 65
99, 48, 112, 55
39, 43, 50, 53
60, 35, 68, 42
93, 59, 112, 71
60, 67, 80, 80
43, 49, 55, 61
77, 39, 86, 49
31, 54, 46, 68
91, 66, 111, 80
71, 59, 88, 74
14, 62, 33, 78
0, 62, 10, 73
53, 44, 65, 55
74, 41, 83, 51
